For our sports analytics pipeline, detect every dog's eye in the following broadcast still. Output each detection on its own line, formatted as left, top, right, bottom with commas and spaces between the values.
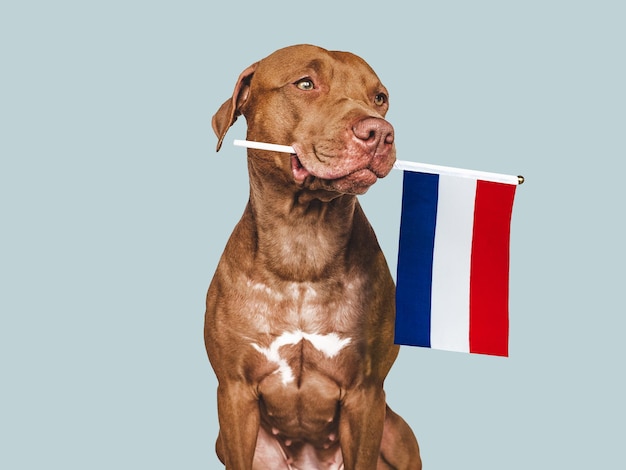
374, 93, 388, 106
295, 78, 315, 91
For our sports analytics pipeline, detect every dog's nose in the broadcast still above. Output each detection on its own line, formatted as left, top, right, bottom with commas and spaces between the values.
352, 117, 395, 155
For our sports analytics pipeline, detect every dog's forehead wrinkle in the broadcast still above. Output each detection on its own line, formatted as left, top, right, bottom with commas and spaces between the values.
304, 59, 324, 75
258, 50, 379, 103
258, 52, 328, 86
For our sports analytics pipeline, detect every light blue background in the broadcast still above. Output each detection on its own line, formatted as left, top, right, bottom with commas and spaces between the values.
1, 1, 624, 468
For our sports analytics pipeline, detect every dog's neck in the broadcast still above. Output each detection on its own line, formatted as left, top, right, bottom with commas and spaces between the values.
245, 158, 359, 282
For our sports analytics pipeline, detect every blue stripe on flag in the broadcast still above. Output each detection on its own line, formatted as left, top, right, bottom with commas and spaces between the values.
395, 171, 439, 347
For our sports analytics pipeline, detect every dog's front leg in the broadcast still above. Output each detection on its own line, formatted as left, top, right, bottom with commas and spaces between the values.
216, 380, 260, 469
339, 387, 387, 470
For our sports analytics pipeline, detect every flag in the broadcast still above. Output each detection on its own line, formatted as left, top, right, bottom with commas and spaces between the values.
394, 170, 517, 357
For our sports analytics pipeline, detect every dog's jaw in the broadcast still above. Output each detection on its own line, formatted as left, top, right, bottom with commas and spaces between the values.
290, 144, 394, 195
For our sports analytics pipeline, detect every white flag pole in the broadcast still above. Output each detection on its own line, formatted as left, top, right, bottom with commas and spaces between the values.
233, 139, 295, 154
233, 139, 524, 185
391, 160, 523, 186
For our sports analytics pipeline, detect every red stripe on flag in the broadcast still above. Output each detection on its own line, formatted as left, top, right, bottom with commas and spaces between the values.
469, 181, 516, 356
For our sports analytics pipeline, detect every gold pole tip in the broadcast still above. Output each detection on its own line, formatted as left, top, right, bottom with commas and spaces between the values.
517, 175, 525, 185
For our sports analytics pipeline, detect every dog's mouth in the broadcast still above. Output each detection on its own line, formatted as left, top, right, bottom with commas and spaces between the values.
291, 154, 311, 184
290, 148, 389, 195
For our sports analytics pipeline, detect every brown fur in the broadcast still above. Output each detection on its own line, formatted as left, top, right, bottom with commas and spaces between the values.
206, 44, 421, 469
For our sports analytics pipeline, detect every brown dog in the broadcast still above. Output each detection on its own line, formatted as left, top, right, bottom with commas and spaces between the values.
206, 44, 421, 470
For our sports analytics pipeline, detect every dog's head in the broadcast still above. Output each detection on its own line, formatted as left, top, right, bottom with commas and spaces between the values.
213, 44, 396, 196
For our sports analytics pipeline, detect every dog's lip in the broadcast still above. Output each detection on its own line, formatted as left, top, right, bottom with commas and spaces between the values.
290, 145, 383, 186
291, 153, 311, 183
340, 167, 379, 188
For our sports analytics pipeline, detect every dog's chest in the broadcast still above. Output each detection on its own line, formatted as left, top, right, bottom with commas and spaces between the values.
252, 329, 353, 386
244, 277, 362, 332
243, 277, 365, 386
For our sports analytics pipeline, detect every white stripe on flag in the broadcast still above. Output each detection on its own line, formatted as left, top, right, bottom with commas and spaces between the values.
430, 175, 477, 353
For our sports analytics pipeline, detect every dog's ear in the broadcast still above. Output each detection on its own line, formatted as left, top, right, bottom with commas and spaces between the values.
212, 62, 258, 152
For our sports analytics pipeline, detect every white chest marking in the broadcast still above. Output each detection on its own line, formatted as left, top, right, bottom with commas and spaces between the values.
251, 330, 352, 385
